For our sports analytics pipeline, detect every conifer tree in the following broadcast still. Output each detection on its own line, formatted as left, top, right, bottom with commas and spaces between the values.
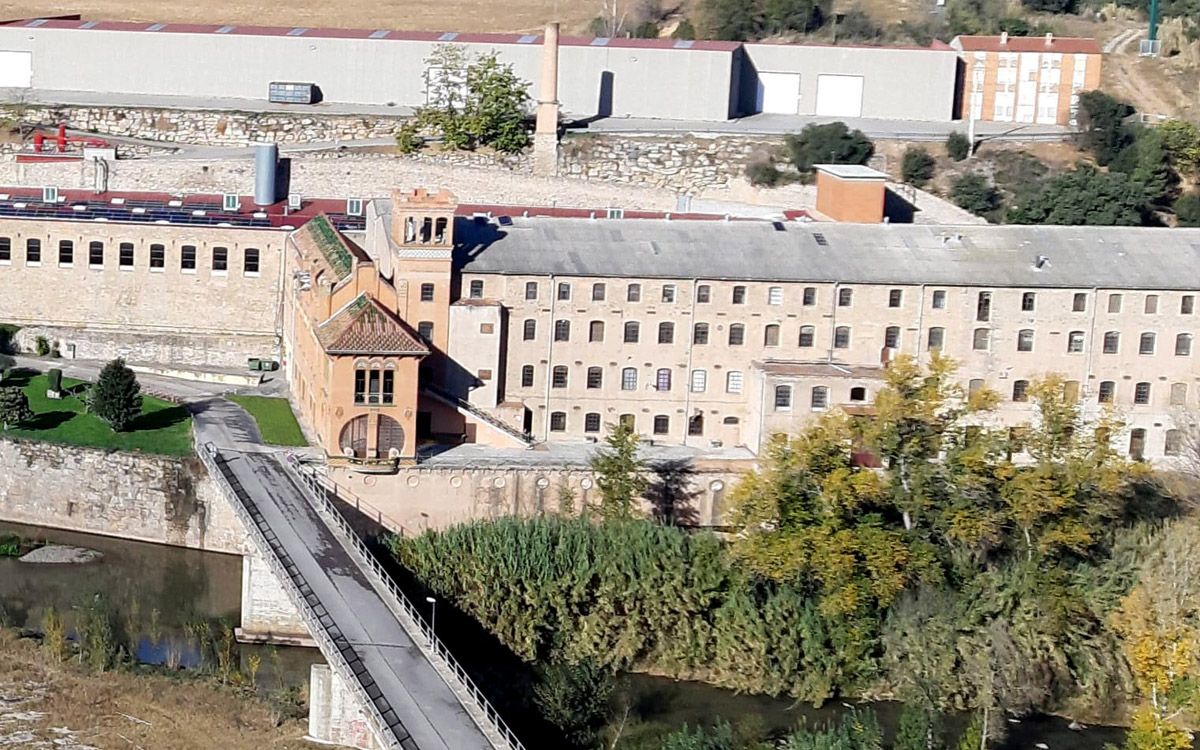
0, 386, 33, 429
92, 358, 142, 432
591, 420, 648, 521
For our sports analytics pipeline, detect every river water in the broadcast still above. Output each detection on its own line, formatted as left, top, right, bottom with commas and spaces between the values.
0, 521, 1151, 750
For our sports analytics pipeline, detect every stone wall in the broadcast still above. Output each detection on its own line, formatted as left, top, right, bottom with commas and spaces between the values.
17, 104, 402, 146
330, 459, 748, 533
14, 326, 278, 369
0, 437, 246, 554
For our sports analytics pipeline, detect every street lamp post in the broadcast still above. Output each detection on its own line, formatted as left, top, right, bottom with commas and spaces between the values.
425, 596, 437, 638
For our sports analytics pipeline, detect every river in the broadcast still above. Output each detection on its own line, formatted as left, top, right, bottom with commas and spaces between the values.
0, 521, 1148, 750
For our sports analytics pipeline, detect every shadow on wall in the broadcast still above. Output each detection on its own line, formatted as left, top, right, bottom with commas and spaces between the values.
647, 458, 699, 527
883, 187, 916, 224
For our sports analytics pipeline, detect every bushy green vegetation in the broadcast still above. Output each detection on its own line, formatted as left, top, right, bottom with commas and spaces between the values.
700, 0, 828, 41
0, 370, 191, 455
900, 147, 936, 188
227, 395, 307, 447
949, 173, 1001, 216
415, 45, 531, 154
393, 356, 1190, 749
945, 132, 970, 162
92, 358, 143, 432
785, 123, 874, 182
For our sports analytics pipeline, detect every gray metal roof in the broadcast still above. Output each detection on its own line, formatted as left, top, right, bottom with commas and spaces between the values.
454, 217, 1200, 290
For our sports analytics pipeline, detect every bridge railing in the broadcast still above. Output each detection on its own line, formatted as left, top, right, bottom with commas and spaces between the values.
198, 444, 406, 750
292, 462, 526, 750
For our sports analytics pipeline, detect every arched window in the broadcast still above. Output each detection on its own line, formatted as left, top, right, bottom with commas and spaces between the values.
621, 367, 638, 391
1176, 333, 1193, 356
552, 366, 568, 388
1017, 329, 1034, 352
1067, 331, 1085, 353
690, 369, 707, 393
728, 324, 745, 346
1103, 331, 1120, 354
589, 320, 605, 342
976, 291, 991, 321
586, 367, 603, 389
658, 322, 675, 344
627, 283, 641, 302
1012, 380, 1029, 402
554, 320, 570, 342
884, 326, 900, 349
523, 319, 537, 341
696, 285, 711, 303
927, 327, 944, 351
799, 326, 815, 348
1170, 382, 1188, 406
764, 324, 781, 347
521, 365, 535, 388
1165, 429, 1183, 457
1140, 332, 1156, 355
774, 385, 792, 411
834, 326, 851, 349
592, 282, 606, 301
524, 281, 538, 300
972, 328, 989, 351
1097, 381, 1115, 403
811, 386, 829, 411
623, 321, 640, 343
656, 368, 672, 391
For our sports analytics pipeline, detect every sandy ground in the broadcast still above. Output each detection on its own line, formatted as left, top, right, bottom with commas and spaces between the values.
0, 632, 321, 750
0, 0, 604, 33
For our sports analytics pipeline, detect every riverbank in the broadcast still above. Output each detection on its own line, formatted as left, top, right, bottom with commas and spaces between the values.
0, 630, 321, 750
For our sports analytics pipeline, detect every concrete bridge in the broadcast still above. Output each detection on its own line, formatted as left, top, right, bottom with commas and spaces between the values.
198, 444, 522, 750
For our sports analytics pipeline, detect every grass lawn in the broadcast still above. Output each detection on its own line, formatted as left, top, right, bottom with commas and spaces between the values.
227, 395, 307, 447
0, 369, 192, 456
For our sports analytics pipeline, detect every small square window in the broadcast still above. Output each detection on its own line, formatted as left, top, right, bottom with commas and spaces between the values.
525, 281, 538, 300
477, 369, 493, 381
469, 279, 484, 298
803, 287, 816, 306
662, 285, 676, 303
480, 323, 494, 334
931, 290, 946, 309
888, 289, 903, 308
421, 283, 436, 302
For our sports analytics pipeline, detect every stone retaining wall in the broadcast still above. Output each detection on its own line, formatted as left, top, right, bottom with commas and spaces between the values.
14, 326, 278, 370
0, 437, 246, 554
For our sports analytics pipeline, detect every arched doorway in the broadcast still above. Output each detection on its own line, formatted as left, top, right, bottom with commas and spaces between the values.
338, 415, 368, 458
378, 415, 406, 458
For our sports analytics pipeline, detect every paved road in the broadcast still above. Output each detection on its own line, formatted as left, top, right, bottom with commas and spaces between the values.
216, 449, 495, 750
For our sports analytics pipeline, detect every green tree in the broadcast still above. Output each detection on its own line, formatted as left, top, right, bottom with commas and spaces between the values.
1111, 127, 1178, 208
92, 358, 143, 432
533, 660, 615, 748
1175, 191, 1200, 227
659, 721, 738, 750
946, 131, 971, 161
591, 419, 649, 520
1075, 91, 1135, 165
1007, 164, 1148, 226
0, 386, 33, 429
949, 173, 1000, 216
901, 147, 937, 188
702, 0, 828, 40
1020, 0, 1076, 10
784, 122, 874, 181
893, 703, 940, 750
1158, 120, 1200, 176
416, 46, 531, 153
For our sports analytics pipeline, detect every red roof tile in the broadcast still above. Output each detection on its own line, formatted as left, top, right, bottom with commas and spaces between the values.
954, 35, 1102, 55
318, 294, 428, 356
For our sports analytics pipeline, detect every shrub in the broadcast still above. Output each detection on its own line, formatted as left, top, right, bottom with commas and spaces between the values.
746, 160, 786, 187
946, 131, 971, 161
950, 173, 1000, 215
34, 336, 49, 357
1176, 191, 1200, 227
672, 19, 697, 39
901, 147, 937, 188
0, 386, 33, 429
92, 358, 143, 432
394, 122, 423, 154
785, 122, 874, 180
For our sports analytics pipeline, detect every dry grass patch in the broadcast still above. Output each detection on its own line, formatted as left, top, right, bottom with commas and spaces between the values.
0, 631, 322, 750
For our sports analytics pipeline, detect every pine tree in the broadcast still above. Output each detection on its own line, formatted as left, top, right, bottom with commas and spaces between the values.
0, 386, 33, 429
590, 420, 649, 521
92, 358, 142, 432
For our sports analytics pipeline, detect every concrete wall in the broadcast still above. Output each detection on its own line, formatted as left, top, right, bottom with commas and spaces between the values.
741, 43, 959, 121
0, 27, 737, 121
240, 548, 308, 641
309, 664, 382, 750
0, 437, 245, 553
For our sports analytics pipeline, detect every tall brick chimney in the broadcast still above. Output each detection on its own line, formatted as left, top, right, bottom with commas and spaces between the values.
533, 23, 560, 176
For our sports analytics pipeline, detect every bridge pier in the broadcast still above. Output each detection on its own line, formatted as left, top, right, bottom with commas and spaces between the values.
237, 548, 314, 646
309, 664, 385, 750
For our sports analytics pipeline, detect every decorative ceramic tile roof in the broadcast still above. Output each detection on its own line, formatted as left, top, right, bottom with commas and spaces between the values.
293, 213, 359, 280
318, 294, 428, 356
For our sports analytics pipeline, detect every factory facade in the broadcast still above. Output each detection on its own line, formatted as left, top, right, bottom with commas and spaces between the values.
0, 184, 1197, 472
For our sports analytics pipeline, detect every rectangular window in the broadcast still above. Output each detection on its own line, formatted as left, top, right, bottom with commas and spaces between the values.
420, 283, 436, 302
653, 415, 670, 435
732, 286, 746, 304
693, 323, 709, 345
838, 288, 853, 307
0, 237, 10, 263
768, 287, 783, 305
931, 290, 946, 309
469, 279, 484, 298
622, 368, 637, 390
118, 242, 134, 268
550, 413, 567, 432
662, 285, 676, 303
521, 366, 535, 388
690, 369, 707, 393
592, 282, 606, 301
696, 285, 711, 303
58, 239, 73, 266
1182, 295, 1194, 315
627, 283, 641, 302
354, 369, 366, 404
181, 245, 196, 271
585, 413, 601, 433
25, 238, 40, 265
803, 287, 816, 306
1145, 294, 1159, 314
418, 321, 434, 341
243, 247, 259, 275
1108, 293, 1122, 313
150, 244, 166, 270
889, 289, 903, 308
1073, 292, 1087, 312
1134, 382, 1151, 405
525, 281, 538, 300
211, 246, 227, 273
89, 241, 104, 267
557, 282, 571, 301
976, 291, 991, 321
382, 370, 394, 405
1021, 292, 1036, 312
587, 368, 603, 389
726, 371, 743, 394
658, 323, 674, 344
